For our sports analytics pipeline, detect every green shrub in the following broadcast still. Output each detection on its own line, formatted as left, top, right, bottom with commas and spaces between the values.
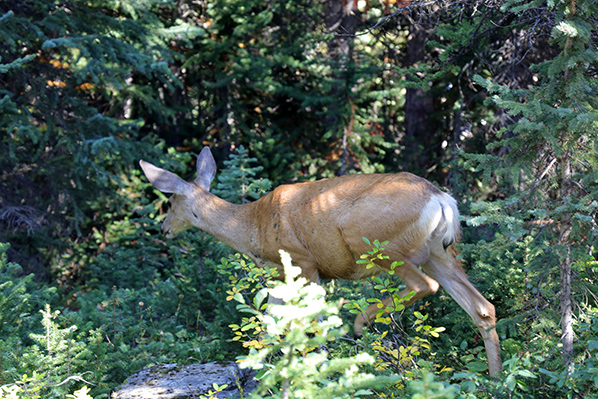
231, 250, 400, 398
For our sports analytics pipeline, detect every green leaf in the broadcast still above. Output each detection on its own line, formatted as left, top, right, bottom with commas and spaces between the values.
254, 289, 267, 308
233, 292, 245, 304
506, 374, 517, 391
466, 361, 488, 372
515, 370, 536, 378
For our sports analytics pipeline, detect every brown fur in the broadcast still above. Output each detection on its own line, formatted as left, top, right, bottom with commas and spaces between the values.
140, 147, 502, 376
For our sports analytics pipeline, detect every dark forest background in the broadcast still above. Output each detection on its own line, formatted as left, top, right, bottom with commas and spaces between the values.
1, 0, 598, 397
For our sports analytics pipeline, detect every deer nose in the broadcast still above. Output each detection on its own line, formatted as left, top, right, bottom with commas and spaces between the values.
161, 225, 171, 238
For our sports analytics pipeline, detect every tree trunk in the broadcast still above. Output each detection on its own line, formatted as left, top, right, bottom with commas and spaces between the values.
559, 154, 574, 371
325, 0, 358, 62
325, 0, 359, 174
403, 22, 440, 175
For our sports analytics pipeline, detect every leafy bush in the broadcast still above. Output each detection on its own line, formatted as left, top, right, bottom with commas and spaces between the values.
231, 250, 400, 398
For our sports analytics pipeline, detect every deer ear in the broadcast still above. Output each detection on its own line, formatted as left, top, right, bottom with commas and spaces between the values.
195, 147, 217, 190
140, 160, 193, 196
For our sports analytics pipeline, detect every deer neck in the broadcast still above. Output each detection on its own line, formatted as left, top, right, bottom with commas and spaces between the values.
189, 191, 260, 255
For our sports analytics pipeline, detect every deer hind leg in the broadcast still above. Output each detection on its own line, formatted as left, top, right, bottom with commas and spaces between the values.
421, 254, 502, 376
353, 259, 440, 336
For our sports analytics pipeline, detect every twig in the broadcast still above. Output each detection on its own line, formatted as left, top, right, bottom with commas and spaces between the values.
45, 372, 96, 388
1, 372, 97, 394
526, 158, 558, 193
324, 5, 413, 37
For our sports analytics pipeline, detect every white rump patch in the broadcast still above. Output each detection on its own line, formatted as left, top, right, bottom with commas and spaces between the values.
417, 193, 460, 249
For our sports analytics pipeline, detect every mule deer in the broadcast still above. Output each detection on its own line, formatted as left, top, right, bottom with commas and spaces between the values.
140, 147, 502, 376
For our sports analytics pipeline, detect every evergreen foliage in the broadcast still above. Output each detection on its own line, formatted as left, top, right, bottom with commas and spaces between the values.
213, 146, 272, 204
463, 0, 598, 387
0, 0, 177, 277
1, 0, 598, 397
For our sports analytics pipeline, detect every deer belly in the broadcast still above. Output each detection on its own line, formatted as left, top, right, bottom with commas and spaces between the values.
318, 259, 384, 281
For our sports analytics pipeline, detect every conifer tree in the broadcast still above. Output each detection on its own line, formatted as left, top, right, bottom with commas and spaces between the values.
178, 0, 395, 180
468, 0, 598, 372
213, 146, 271, 204
0, 1, 184, 273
